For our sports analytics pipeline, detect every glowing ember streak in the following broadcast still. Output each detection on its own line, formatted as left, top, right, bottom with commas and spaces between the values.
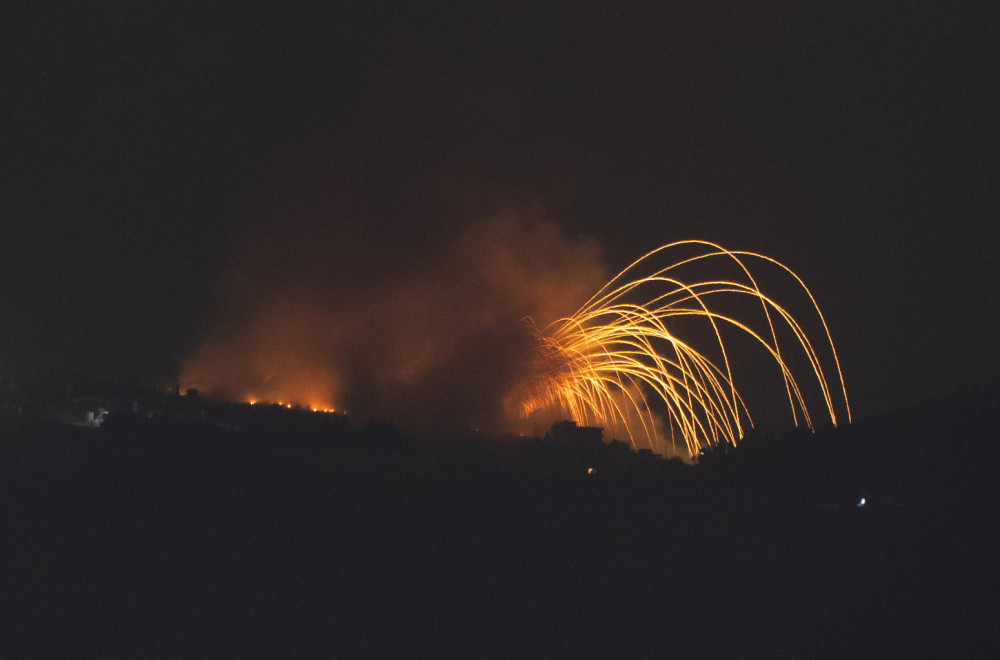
506, 241, 851, 459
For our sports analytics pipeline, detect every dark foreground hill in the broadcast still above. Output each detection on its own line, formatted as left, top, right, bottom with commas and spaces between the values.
2, 389, 998, 657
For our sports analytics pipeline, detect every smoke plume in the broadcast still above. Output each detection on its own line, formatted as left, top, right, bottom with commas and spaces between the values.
180, 193, 607, 433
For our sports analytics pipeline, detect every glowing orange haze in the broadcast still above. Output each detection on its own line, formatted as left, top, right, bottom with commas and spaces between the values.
179, 205, 608, 431
182, 302, 344, 412
180, 198, 851, 457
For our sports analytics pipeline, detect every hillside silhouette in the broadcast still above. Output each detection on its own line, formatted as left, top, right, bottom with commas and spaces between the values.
2, 385, 997, 656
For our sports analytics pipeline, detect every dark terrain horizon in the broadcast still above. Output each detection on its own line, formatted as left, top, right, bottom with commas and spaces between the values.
2, 383, 997, 656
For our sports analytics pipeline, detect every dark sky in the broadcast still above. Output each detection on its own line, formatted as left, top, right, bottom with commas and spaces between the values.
2, 1, 997, 424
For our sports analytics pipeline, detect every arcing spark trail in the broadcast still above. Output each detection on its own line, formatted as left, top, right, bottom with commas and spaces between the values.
506, 241, 851, 459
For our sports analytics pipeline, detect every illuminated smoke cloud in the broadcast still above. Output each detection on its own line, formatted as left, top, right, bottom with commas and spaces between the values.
180, 199, 607, 432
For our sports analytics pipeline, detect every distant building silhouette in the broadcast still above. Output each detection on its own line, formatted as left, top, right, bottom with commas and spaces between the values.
547, 420, 603, 446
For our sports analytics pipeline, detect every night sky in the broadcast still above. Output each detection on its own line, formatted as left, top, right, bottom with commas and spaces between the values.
3, 2, 997, 426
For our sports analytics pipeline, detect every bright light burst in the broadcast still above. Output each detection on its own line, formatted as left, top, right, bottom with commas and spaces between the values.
506, 240, 851, 459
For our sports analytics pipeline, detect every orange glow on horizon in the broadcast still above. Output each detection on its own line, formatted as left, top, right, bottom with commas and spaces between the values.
244, 397, 339, 414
